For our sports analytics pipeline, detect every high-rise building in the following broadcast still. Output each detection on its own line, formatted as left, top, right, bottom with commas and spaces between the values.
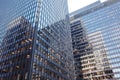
70, 0, 120, 80
0, 0, 74, 80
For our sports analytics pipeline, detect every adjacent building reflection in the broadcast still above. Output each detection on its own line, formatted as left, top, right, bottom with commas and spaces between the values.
0, 16, 74, 80
70, 0, 120, 80
0, 17, 34, 80
71, 20, 114, 80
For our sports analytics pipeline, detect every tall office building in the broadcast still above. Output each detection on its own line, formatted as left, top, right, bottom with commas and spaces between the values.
0, 0, 74, 80
70, 0, 120, 80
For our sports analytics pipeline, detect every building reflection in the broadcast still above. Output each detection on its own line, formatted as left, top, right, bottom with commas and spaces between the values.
0, 16, 34, 80
0, 16, 74, 80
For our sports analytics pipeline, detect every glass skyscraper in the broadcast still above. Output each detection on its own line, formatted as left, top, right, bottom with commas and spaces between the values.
0, 0, 74, 80
70, 0, 120, 80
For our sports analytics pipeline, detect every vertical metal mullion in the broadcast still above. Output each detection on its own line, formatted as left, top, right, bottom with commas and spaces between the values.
28, 0, 41, 80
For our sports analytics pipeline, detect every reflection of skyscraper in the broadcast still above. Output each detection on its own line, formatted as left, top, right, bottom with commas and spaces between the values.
0, 16, 34, 80
88, 31, 109, 70
71, 20, 96, 80
87, 31, 114, 79
70, 0, 120, 80
0, 0, 74, 80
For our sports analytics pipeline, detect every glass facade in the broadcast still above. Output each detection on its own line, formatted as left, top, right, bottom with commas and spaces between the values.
70, 0, 120, 80
71, 20, 96, 80
0, 0, 74, 80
